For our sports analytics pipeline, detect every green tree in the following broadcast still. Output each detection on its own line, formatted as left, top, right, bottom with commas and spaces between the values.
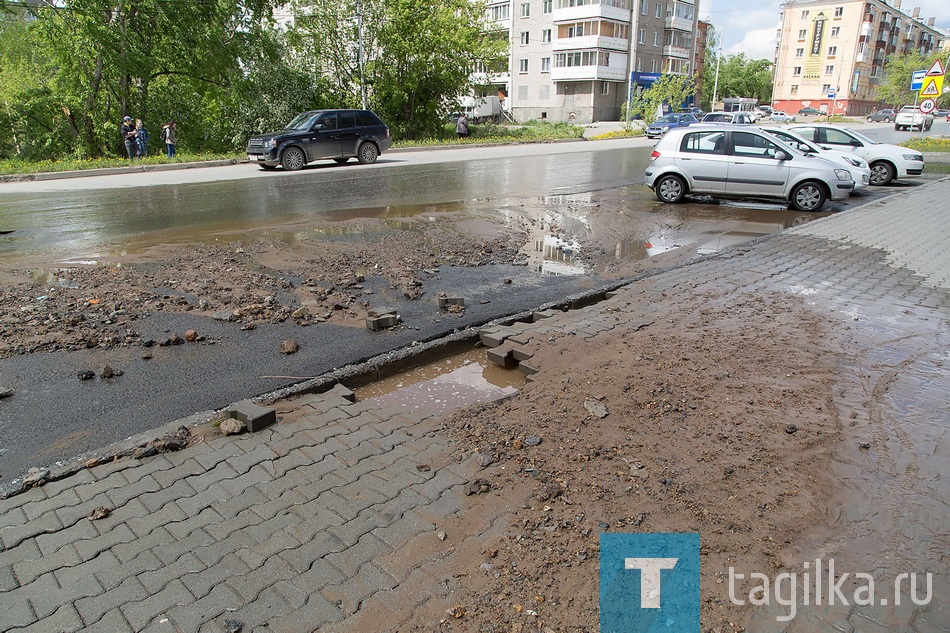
701, 51, 773, 109
878, 51, 949, 109
633, 74, 697, 124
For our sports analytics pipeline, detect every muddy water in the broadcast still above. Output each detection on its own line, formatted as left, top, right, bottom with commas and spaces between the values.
355, 349, 524, 414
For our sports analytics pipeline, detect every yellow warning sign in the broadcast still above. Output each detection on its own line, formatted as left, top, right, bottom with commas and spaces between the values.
919, 76, 943, 97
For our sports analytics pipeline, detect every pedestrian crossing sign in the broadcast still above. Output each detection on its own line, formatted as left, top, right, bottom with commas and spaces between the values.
919, 76, 943, 97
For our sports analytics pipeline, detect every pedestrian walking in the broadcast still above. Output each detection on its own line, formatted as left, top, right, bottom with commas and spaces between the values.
161, 120, 176, 158
135, 119, 149, 157
456, 113, 470, 139
120, 116, 137, 160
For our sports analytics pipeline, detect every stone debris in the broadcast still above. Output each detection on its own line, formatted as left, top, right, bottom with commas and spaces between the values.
464, 478, 491, 496
583, 399, 608, 419
184, 329, 199, 341
279, 339, 300, 355
98, 365, 121, 379
219, 418, 246, 435
77, 370, 95, 381
88, 506, 111, 520
0, 388, 13, 399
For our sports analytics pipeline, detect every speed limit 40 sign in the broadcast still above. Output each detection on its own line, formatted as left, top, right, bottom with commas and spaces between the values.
919, 98, 936, 114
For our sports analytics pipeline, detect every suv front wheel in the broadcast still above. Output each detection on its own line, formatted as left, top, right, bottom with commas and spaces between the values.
654, 174, 687, 203
790, 181, 827, 212
281, 146, 306, 171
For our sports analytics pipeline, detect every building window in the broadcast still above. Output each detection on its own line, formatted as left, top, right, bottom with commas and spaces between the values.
641, 0, 648, 14
831, 26, 840, 36
540, 85, 550, 99
542, 0, 552, 13
602, 81, 610, 95
834, 6, 843, 16
637, 57, 642, 71
521, 2, 530, 17
519, 58, 529, 73
638, 28, 645, 44
822, 83, 832, 92
541, 56, 551, 72
542, 28, 552, 43
801, 10, 809, 19
488, 4, 510, 21
798, 29, 807, 38
795, 48, 804, 57
825, 65, 834, 74
567, 23, 584, 37
653, 31, 659, 46
827, 46, 837, 56
793, 66, 802, 75
655, 3, 662, 18
651, 59, 658, 72
521, 31, 530, 44
790, 84, 798, 94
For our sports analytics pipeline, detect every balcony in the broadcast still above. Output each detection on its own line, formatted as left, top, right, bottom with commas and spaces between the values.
551, 64, 628, 81
663, 44, 692, 58
553, 3, 630, 24
665, 15, 693, 31
553, 34, 629, 51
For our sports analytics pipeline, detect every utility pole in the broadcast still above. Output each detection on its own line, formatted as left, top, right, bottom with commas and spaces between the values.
357, 0, 367, 110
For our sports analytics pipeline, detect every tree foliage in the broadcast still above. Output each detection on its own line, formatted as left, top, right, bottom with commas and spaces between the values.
878, 51, 949, 108
700, 51, 773, 109
632, 74, 697, 124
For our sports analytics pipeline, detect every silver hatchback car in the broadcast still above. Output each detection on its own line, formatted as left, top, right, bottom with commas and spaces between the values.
644, 125, 855, 212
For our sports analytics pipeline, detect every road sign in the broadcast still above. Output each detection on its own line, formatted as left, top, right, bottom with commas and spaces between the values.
926, 58, 945, 76
827, 89, 836, 98
911, 70, 926, 91
919, 76, 944, 97
920, 98, 936, 114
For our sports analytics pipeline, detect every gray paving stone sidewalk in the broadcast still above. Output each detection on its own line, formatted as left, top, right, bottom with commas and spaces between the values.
0, 179, 947, 632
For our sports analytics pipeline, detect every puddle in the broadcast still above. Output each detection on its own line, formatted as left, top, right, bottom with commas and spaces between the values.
355, 348, 524, 414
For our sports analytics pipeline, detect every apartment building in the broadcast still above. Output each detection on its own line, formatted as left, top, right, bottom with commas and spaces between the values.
771, 0, 944, 116
481, 0, 699, 123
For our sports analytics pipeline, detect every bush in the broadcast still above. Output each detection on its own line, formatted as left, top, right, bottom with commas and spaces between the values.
899, 137, 950, 152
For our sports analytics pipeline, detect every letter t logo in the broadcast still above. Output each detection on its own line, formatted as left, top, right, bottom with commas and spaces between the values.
624, 558, 679, 608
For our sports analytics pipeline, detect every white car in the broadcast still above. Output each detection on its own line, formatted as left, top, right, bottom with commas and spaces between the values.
769, 111, 797, 123
787, 124, 925, 186
645, 125, 855, 212
760, 127, 871, 191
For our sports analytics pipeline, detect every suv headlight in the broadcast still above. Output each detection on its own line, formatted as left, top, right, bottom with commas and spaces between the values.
834, 169, 852, 181
263, 139, 277, 149
902, 153, 922, 161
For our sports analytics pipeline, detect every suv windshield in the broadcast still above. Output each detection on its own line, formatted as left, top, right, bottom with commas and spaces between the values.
284, 112, 319, 131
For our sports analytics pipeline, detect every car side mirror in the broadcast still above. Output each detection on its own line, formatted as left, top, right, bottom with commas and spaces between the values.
850, 139, 862, 147
774, 150, 791, 161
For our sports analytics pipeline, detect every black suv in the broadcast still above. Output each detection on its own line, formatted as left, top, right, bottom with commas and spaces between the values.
246, 109, 392, 171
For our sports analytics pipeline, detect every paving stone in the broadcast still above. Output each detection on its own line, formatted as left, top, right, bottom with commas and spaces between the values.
193, 442, 244, 471
126, 499, 188, 538
139, 551, 206, 594
0, 506, 27, 534
0, 510, 63, 550
0, 590, 35, 630
105, 474, 163, 508
75, 471, 130, 502
183, 461, 240, 494
202, 509, 263, 545
97, 548, 163, 591
226, 555, 298, 603
373, 510, 436, 550
227, 444, 279, 477
54, 548, 120, 588
320, 561, 396, 616
150, 458, 206, 489
165, 583, 243, 633
74, 522, 136, 561
233, 517, 302, 570
13, 541, 81, 585
165, 507, 226, 541
22, 488, 81, 522
152, 528, 216, 566
324, 532, 394, 578
267, 590, 345, 633
79, 607, 136, 633
19, 571, 104, 619
112, 526, 175, 563
179, 550, 253, 599
277, 531, 347, 575
39, 469, 97, 497
120, 578, 195, 630
327, 509, 391, 548
299, 437, 349, 465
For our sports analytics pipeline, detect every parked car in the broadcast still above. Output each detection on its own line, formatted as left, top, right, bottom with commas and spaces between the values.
797, 107, 822, 116
645, 113, 699, 138
934, 108, 950, 118
699, 111, 755, 125
769, 111, 797, 123
757, 105, 774, 118
679, 106, 705, 118
246, 109, 392, 171
787, 123, 924, 185
867, 109, 897, 123
894, 105, 933, 131
759, 127, 871, 191
644, 125, 854, 212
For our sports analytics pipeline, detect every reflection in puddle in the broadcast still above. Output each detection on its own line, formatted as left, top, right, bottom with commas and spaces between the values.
355, 349, 523, 414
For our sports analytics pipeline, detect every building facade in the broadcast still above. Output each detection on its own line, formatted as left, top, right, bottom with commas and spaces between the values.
482, 0, 700, 123
771, 0, 944, 116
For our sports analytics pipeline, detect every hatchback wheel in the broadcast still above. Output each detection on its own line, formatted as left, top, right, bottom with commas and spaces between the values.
357, 142, 379, 164
790, 181, 826, 212
655, 174, 687, 203
281, 146, 305, 171
869, 161, 895, 186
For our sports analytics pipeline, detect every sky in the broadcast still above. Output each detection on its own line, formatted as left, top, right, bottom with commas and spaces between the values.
699, 0, 950, 61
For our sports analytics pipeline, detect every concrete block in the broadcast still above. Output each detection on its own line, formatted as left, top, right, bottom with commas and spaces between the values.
486, 345, 515, 367
531, 309, 560, 321
518, 361, 540, 376
437, 295, 465, 308
227, 400, 277, 432
365, 314, 400, 331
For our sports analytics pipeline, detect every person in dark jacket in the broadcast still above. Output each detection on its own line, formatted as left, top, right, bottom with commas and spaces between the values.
455, 113, 470, 139
120, 116, 137, 160
135, 119, 149, 157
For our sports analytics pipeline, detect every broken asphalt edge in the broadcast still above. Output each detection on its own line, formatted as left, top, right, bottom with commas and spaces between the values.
1, 180, 937, 499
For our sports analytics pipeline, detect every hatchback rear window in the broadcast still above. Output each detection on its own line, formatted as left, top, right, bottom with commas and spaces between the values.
681, 131, 726, 154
